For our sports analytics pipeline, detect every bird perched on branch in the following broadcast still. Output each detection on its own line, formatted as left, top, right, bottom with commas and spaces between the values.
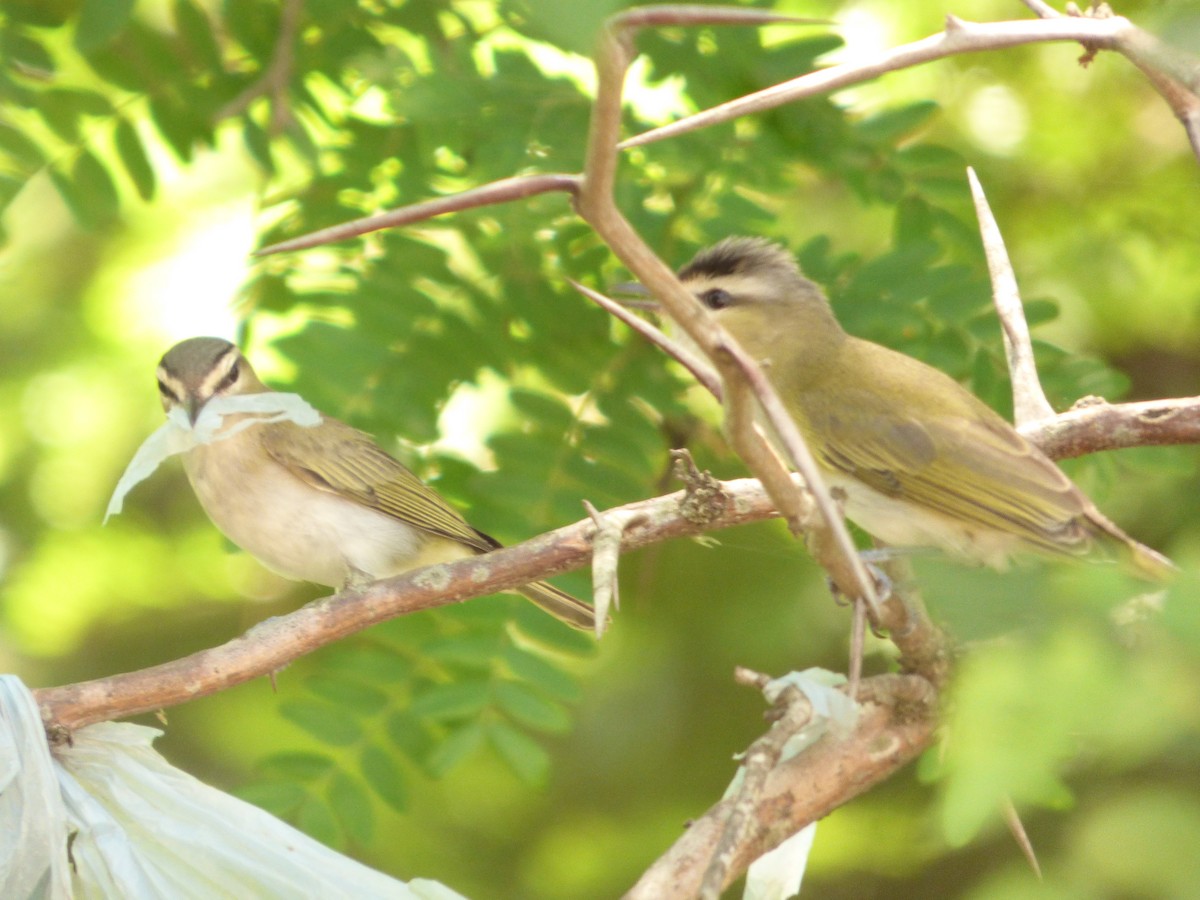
154, 337, 597, 630
671, 236, 1175, 580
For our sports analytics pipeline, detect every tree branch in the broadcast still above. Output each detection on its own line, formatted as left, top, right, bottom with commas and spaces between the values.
257, 174, 582, 255
35, 475, 783, 731
1023, 394, 1200, 459
619, 12, 1200, 155
626, 673, 938, 899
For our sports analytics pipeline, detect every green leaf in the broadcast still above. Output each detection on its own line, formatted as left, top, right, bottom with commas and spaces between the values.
0, 125, 43, 171
304, 674, 390, 715
426, 722, 486, 777
488, 720, 550, 785
327, 771, 374, 845
360, 744, 408, 813
49, 151, 120, 230
408, 681, 490, 721
234, 780, 307, 817
242, 117, 275, 173
423, 634, 504, 669
502, 646, 582, 703
1021, 298, 1060, 327
513, 603, 597, 655
1, 30, 55, 73
296, 792, 341, 848
114, 118, 155, 200
5, 2, 72, 27
148, 95, 198, 162
279, 698, 364, 746
494, 680, 571, 734
172, 0, 223, 72
0, 175, 24, 211
509, 388, 575, 431
385, 710, 436, 765
855, 100, 940, 144
321, 644, 413, 683
256, 751, 336, 781
75, 0, 137, 54
893, 143, 963, 172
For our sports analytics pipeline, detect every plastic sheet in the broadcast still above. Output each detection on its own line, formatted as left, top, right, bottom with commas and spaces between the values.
0, 677, 465, 899
105, 392, 321, 522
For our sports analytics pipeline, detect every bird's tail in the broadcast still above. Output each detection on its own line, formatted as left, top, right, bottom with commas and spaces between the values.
1089, 510, 1178, 583
518, 581, 598, 632
1127, 540, 1178, 583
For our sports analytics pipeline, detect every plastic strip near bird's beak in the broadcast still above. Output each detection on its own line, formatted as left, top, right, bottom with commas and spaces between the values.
104, 393, 322, 523
0, 676, 466, 899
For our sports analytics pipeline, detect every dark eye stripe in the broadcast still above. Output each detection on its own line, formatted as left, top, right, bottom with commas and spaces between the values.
701, 288, 733, 310
216, 360, 240, 391
157, 380, 180, 402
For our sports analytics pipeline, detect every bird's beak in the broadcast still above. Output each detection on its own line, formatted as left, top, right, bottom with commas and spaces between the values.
184, 395, 200, 426
608, 282, 659, 310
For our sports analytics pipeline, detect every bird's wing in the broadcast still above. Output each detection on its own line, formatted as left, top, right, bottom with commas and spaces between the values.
810, 400, 1093, 554
259, 419, 496, 553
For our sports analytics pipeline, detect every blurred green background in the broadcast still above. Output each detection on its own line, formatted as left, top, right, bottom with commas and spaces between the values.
2, 0, 1200, 897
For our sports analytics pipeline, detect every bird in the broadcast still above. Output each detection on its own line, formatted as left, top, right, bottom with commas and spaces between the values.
155, 336, 597, 630
670, 236, 1175, 580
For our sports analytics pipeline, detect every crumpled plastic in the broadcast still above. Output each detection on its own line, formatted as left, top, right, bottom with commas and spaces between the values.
105, 392, 322, 522
0, 677, 466, 899
738, 668, 859, 900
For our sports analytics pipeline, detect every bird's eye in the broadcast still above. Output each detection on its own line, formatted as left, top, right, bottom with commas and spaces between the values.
217, 361, 240, 392
157, 380, 179, 403
700, 288, 733, 310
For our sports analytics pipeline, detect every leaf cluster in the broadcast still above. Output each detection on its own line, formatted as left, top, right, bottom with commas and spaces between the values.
3, 2, 1198, 896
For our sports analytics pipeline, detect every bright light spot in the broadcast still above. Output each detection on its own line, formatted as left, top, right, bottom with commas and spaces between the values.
28, 455, 98, 529
22, 369, 117, 447
823, 3, 894, 67
963, 84, 1029, 156
625, 56, 693, 126
433, 372, 507, 469
121, 201, 254, 343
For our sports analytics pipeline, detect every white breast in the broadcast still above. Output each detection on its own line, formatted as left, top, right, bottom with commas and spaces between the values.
825, 470, 1022, 569
182, 429, 472, 588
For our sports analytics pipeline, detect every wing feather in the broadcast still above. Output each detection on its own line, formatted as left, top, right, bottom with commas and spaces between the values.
259, 419, 495, 553
808, 397, 1092, 555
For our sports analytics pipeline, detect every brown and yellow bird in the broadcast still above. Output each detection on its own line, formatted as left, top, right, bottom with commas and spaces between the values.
156, 337, 597, 629
671, 236, 1174, 580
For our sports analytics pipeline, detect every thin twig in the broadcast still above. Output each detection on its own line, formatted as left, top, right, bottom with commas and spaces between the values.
256, 174, 582, 255
217, 0, 304, 132
967, 167, 1055, 427
569, 280, 723, 398
618, 15, 1192, 152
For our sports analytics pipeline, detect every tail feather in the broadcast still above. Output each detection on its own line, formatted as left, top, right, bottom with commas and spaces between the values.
1087, 509, 1177, 583
518, 581, 598, 632
1127, 541, 1178, 583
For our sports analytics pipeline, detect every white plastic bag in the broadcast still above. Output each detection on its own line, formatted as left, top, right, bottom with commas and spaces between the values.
105, 392, 322, 522
0, 677, 465, 899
